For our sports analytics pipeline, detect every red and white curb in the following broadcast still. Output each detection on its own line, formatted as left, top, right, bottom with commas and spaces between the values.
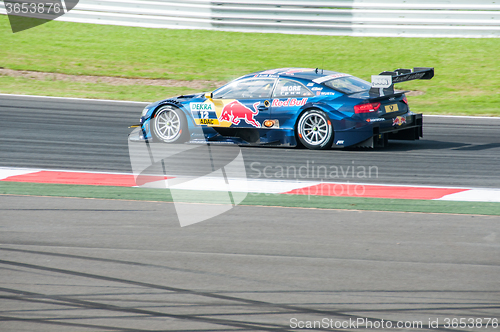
1, 167, 499, 203
0, 168, 139, 187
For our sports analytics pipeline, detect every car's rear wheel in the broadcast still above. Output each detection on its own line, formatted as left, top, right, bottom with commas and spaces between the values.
296, 109, 334, 150
152, 105, 188, 143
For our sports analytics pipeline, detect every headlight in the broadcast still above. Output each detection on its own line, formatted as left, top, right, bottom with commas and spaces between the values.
141, 107, 149, 118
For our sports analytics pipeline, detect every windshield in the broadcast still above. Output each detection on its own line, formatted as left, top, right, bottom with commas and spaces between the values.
212, 78, 276, 99
323, 76, 371, 94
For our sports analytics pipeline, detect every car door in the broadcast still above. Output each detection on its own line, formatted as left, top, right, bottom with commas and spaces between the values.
270, 78, 314, 128
211, 77, 276, 129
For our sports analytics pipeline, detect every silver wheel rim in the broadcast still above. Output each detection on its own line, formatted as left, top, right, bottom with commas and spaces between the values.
298, 112, 330, 146
154, 108, 181, 142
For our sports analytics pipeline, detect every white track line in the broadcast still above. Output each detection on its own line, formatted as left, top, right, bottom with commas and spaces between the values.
0, 93, 149, 105
140, 177, 323, 194
424, 114, 500, 120
0, 167, 42, 180
439, 189, 500, 203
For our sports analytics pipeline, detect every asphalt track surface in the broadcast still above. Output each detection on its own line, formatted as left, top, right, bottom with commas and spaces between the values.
1, 196, 499, 331
1, 94, 500, 331
1, 94, 500, 188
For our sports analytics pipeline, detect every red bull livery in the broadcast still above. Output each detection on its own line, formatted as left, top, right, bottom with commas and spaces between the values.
131, 67, 434, 149
219, 101, 261, 128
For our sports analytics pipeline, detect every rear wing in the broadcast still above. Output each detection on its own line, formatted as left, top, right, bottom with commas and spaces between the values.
370, 67, 434, 96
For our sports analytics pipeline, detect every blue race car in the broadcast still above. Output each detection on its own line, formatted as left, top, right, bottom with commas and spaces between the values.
130, 67, 434, 149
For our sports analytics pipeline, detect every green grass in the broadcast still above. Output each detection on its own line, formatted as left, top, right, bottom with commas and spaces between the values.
1, 182, 499, 216
1, 16, 500, 115
0, 75, 198, 101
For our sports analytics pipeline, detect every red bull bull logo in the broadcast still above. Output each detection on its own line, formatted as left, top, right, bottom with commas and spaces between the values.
392, 116, 406, 126
219, 101, 261, 128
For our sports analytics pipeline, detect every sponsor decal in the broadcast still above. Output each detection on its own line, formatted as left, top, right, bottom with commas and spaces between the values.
307, 83, 315, 86
367, 118, 385, 123
371, 75, 393, 88
219, 101, 261, 128
311, 87, 323, 91
385, 104, 399, 113
281, 85, 301, 93
279, 84, 304, 97
195, 119, 220, 125
254, 74, 278, 78
190, 102, 215, 112
263, 119, 279, 128
392, 72, 426, 83
393, 116, 406, 126
260, 68, 315, 76
280, 68, 315, 75
336, 140, 345, 145
313, 73, 351, 84
271, 98, 308, 108
191, 101, 217, 126
320, 92, 337, 96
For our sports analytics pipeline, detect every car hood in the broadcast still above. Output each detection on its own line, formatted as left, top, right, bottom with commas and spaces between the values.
162, 92, 206, 103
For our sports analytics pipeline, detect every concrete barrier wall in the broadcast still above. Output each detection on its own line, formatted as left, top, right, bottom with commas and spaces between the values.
2, 0, 500, 37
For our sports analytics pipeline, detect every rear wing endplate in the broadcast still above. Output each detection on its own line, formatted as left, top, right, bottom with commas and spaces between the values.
370, 67, 434, 96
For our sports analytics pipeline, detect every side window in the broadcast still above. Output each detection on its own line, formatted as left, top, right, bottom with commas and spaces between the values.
323, 76, 371, 94
273, 79, 314, 98
212, 78, 276, 99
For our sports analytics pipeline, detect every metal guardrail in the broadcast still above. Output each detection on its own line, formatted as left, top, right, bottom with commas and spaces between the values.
1, 0, 500, 37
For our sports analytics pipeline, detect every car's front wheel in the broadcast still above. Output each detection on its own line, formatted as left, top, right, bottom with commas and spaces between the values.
152, 105, 188, 143
296, 109, 334, 150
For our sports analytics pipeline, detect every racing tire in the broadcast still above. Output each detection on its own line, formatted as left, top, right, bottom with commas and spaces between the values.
152, 105, 188, 143
296, 109, 334, 150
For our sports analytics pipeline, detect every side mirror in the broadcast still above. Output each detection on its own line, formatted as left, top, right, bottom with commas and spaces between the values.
205, 92, 213, 99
